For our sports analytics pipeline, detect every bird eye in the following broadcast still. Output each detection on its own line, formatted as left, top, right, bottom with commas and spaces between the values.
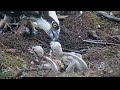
32, 47, 35, 51
52, 22, 59, 30
52, 23, 57, 28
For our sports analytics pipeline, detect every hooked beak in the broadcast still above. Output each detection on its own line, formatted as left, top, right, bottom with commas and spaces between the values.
49, 29, 59, 41
28, 47, 34, 54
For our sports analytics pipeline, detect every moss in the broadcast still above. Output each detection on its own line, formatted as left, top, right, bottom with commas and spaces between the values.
0, 53, 26, 68
0, 52, 27, 77
0, 70, 15, 78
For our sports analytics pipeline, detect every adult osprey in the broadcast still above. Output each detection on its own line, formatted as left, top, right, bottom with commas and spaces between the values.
0, 11, 60, 41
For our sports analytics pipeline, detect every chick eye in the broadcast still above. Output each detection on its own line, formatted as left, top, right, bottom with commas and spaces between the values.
32, 47, 35, 51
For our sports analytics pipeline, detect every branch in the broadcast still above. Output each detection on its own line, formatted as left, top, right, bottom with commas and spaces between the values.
96, 11, 120, 22
33, 38, 50, 48
63, 48, 88, 54
83, 39, 120, 45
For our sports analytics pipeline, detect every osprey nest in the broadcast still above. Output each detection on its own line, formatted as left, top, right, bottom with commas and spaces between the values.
1, 11, 120, 77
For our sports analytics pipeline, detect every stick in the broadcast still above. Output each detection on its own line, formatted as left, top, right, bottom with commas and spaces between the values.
33, 38, 50, 48
43, 68, 52, 77
63, 48, 88, 54
83, 39, 120, 45
96, 11, 120, 22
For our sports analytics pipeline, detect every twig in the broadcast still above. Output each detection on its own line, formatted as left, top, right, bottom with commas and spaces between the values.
96, 11, 120, 22
43, 68, 52, 77
33, 38, 50, 48
83, 39, 120, 45
63, 48, 88, 54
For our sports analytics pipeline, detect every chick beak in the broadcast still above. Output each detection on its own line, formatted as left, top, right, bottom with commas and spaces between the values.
28, 47, 34, 54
